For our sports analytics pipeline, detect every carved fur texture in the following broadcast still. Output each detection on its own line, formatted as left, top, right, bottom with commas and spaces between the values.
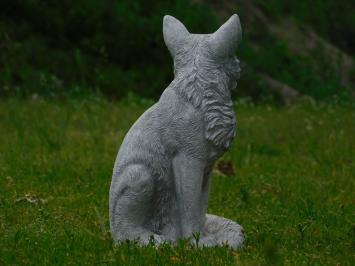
109, 14, 244, 249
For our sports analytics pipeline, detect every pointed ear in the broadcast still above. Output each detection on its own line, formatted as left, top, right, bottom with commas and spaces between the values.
163, 15, 189, 58
208, 14, 242, 58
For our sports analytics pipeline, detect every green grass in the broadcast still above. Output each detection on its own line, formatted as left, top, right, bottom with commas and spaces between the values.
0, 97, 354, 265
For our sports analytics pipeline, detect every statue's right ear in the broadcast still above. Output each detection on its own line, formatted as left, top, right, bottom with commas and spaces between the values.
208, 14, 242, 59
163, 15, 189, 58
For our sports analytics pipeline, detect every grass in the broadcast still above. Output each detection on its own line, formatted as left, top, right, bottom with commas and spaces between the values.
0, 97, 354, 265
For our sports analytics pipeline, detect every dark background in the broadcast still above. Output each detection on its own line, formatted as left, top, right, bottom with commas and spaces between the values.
0, 0, 354, 103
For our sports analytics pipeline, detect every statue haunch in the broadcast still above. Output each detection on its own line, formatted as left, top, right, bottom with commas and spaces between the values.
109, 14, 243, 249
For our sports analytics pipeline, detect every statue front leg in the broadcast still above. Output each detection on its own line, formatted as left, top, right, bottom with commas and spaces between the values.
201, 165, 213, 223
172, 153, 205, 238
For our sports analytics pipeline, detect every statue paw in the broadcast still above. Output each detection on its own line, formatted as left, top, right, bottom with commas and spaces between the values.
198, 235, 217, 247
204, 214, 244, 249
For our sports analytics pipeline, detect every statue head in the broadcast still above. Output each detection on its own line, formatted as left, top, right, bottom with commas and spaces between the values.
163, 14, 242, 90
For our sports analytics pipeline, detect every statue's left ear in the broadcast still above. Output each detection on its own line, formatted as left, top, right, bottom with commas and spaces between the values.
208, 14, 242, 58
163, 15, 190, 58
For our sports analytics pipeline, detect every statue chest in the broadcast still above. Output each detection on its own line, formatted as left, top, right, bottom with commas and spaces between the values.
203, 91, 236, 151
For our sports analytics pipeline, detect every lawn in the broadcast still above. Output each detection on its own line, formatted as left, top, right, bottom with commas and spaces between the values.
0, 98, 354, 265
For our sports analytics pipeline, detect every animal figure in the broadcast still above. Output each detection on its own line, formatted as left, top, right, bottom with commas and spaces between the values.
109, 14, 243, 248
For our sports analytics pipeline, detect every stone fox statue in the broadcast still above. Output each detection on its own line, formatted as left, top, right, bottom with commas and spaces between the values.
110, 14, 243, 248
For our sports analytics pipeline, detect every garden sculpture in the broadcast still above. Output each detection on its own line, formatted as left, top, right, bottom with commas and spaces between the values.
109, 14, 244, 249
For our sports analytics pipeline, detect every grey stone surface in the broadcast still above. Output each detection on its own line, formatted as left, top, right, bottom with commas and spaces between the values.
109, 14, 243, 249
